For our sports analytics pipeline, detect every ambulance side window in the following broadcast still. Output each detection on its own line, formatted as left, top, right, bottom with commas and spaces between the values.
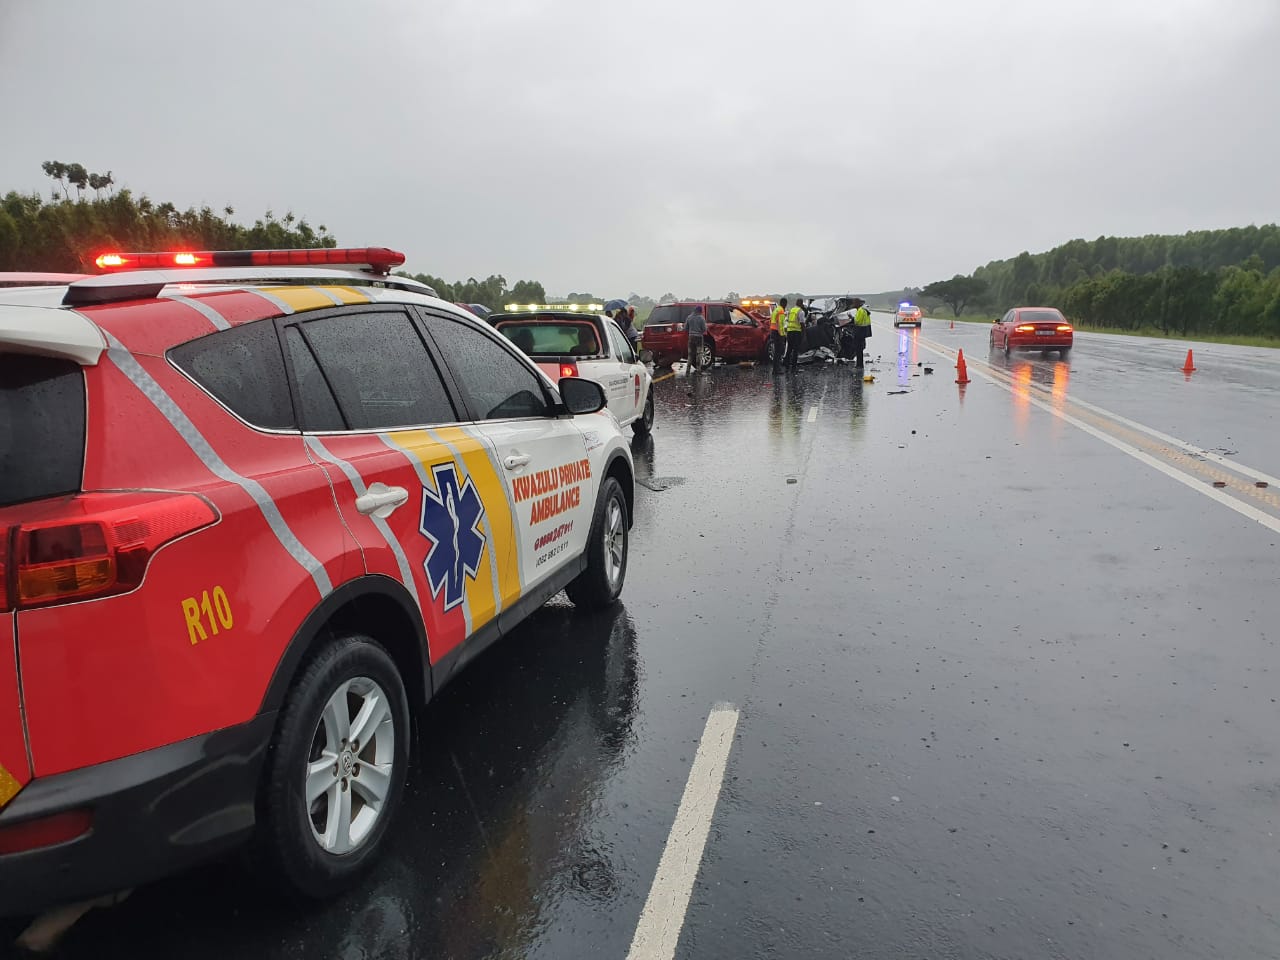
298, 310, 458, 430
424, 315, 552, 421
284, 327, 345, 431
170, 320, 294, 430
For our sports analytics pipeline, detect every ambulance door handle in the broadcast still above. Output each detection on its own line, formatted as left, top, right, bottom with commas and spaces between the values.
355, 482, 409, 519
504, 454, 531, 470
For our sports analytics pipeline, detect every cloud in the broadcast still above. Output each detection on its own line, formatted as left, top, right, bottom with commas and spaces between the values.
1, 0, 1277, 296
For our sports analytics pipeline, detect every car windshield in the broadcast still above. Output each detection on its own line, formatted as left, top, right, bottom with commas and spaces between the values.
1019, 309, 1064, 322
496, 320, 602, 356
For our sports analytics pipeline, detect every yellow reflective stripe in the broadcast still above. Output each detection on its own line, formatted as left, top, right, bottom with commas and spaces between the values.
0, 761, 21, 809
257, 286, 342, 313
431, 426, 523, 616
326, 285, 371, 305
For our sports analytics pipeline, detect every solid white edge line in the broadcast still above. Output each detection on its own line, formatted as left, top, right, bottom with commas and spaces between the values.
627, 702, 740, 960
1041, 390, 1280, 488
807, 404, 818, 422
906, 329, 1280, 536
916, 326, 1280, 487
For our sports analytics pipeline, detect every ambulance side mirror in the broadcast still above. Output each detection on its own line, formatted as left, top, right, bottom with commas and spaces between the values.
559, 377, 607, 415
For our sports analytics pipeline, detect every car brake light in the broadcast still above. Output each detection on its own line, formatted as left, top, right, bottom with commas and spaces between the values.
1056, 324, 1072, 332
1015, 324, 1036, 333
0, 809, 93, 854
2, 492, 218, 611
93, 247, 406, 274
559, 362, 578, 379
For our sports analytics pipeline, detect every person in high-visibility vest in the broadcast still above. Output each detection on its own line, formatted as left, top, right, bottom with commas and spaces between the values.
784, 299, 805, 369
851, 298, 872, 368
768, 297, 788, 372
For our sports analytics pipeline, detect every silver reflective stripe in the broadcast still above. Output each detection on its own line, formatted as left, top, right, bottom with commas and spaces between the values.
164, 294, 230, 331
249, 289, 296, 314
314, 287, 346, 306
305, 436, 421, 610
102, 332, 332, 597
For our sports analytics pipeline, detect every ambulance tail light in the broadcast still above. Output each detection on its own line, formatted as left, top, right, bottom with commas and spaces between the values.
4, 492, 218, 611
559, 362, 578, 380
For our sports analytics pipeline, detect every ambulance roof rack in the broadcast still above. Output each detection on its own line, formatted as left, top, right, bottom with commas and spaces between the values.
61, 247, 438, 306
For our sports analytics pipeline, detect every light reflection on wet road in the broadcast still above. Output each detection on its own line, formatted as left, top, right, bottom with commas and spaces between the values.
22, 317, 1280, 960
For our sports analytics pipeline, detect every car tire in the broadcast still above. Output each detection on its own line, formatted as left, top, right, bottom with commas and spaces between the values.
988, 333, 996, 350
255, 633, 410, 901
1060, 346, 1071, 358
697, 340, 715, 370
1004, 338, 1012, 357
632, 390, 654, 436
566, 476, 629, 609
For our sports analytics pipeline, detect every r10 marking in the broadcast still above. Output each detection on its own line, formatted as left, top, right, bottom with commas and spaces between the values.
183, 586, 234, 645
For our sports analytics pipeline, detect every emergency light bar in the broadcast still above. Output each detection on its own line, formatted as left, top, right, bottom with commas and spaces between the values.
899, 301, 913, 308
503, 303, 604, 312
93, 247, 406, 275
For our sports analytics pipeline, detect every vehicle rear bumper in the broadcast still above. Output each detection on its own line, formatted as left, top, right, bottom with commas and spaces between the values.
0, 713, 274, 918
1009, 336, 1072, 349
639, 335, 686, 361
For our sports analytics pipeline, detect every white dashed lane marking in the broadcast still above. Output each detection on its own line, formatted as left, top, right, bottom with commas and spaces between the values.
627, 702, 740, 960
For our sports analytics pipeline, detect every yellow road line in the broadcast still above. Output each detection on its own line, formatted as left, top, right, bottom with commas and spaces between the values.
653, 372, 675, 383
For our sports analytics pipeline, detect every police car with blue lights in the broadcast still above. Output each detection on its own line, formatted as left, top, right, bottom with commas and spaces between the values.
894, 302, 923, 327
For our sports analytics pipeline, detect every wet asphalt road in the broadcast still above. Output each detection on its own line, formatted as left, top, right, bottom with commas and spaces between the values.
12, 316, 1280, 959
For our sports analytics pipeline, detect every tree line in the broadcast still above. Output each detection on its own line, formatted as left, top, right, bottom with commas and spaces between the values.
396, 273, 549, 309
922, 225, 1280, 338
1, 162, 336, 273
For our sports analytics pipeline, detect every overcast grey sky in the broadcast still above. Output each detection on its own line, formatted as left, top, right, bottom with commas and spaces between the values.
2, 0, 1278, 297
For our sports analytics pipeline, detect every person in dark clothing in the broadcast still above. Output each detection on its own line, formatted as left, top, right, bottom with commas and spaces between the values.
617, 305, 641, 349
685, 304, 708, 371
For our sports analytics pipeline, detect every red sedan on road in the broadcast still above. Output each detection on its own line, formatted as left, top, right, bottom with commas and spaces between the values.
640, 301, 771, 368
990, 307, 1073, 357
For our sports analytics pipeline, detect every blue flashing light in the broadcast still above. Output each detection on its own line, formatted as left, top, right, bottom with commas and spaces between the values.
899, 301, 913, 309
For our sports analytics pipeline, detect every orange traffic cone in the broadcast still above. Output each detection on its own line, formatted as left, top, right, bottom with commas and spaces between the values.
955, 349, 971, 384
1182, 349, 1196, 374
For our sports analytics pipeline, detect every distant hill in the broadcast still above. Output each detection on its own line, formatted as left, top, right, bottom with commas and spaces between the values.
918, 225, 1280, 339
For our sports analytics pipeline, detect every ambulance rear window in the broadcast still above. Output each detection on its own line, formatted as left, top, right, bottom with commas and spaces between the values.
0, 354, 86, 507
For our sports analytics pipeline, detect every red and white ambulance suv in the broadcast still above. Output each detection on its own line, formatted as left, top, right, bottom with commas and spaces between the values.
0, 248, 634, 915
